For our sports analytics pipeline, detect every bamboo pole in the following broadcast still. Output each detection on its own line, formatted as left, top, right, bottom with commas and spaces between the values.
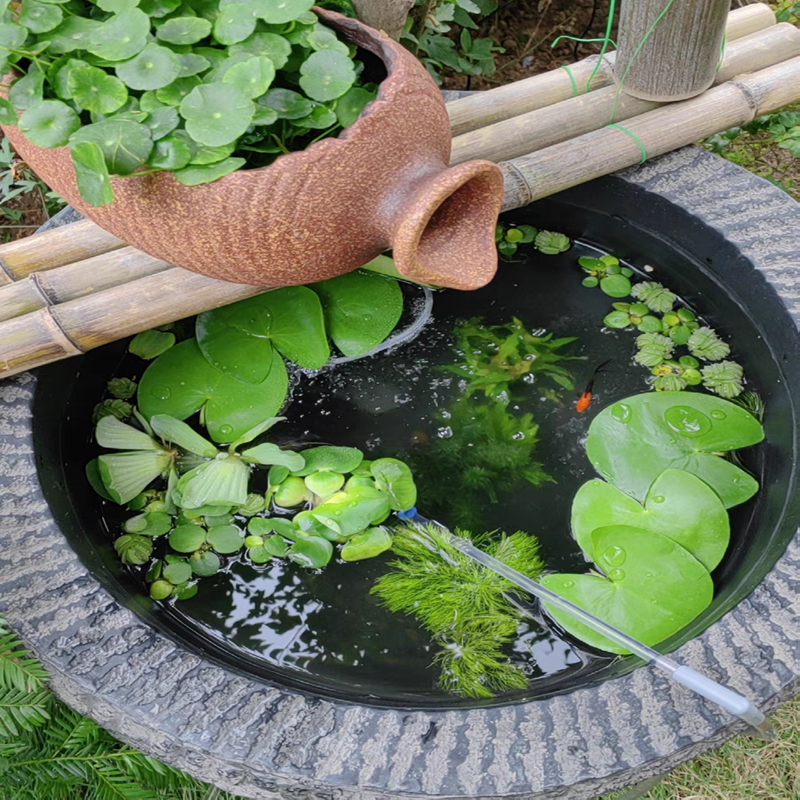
2, 56, 799, 380
451, 24, 800, 166
446, 2, 775, 136
500, 56, 800, 210
614, 0, 730, 102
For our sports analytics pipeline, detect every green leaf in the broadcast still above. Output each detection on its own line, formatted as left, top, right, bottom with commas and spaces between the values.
229, 416, 285, 449
288, 535, 333, 568
169, 524, 207, 553
18, 100, 80, 149
0, 688, 51, 737
163, 560, 192, 584
370, 458, 416, 511
295, 485, 390, 540
687, 326, 731, 361
122, 511, 172, 536
70, 141, 114, 206
138, 338, 288, 442
603, 310, 631, 329
97, 450, 172, 504
0, 98, 17, 125
571, 469, 729, 570
341, 526, 392, 561
213, 2, 258, 45
47, 17, 102, 55
71, 119, 153, 175
148, 133, 193, 169
87, 8, 150, 61
115, 533, 153, 565
702, 361, 745, 398
66, 66, 128, 114
335, 85, 375, 128
129, 329, 175, 358
292, 445, 363, 476
150, 414, 218, 457
86, 458, 113, 500
261, 534, 287, 557
231, 31, 291, 68
586, 391, 763, 508
156, 16, 212, 45
274, 475, 311, 506
313, 271, 403, 357
307, 27, 349, 54
156, 75, 202, 106
0, 23, 28, 53
304, 470, 344, 499
541, 525, 713, 654
241, 442, 305, 470
20, 0, 63, 34
190, 549, 220, 576
174, 456, 249, 509
195, 286, 329, 382
143, 104, 180, 140
299, 48, 356, 101
258, 87, 313, 119
179, 82, 254, 146
9, 70, 45, 111
116, 43, 182, 90
206, 523, 245, 554
600, 274, 631, 298
96, 415, 161, 451
630, 281, 676, 313
173, 155, 245, 185
256, 0, 314, 24
534, 230, 570, 254
222, 54, 275, 98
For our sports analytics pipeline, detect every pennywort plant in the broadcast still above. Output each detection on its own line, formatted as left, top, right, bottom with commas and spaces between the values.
0, 0, 379, 206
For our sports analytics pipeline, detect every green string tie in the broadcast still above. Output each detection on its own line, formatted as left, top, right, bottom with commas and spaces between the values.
560, 64, 580, 97
606, 124, 648, 164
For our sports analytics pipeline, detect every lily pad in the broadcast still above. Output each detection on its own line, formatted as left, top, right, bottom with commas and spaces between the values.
586, 392, 763, 509
571, 469, 729, 571
196, 287, 329, 383
541, 525, 713, 654
313, 271, 403, 357
138, 338, 288, 443
206, 524, 245, 554
292, 445, 363, 476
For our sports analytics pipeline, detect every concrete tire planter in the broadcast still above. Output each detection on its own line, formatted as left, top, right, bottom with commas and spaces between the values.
0, 146, 798, 800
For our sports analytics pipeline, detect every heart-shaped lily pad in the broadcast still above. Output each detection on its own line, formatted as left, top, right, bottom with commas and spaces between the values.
541, 525, 713, 654
196, 286, 329, 383
138, 338, 288, 443
571, 469, 729, 571
586, 392, 763, 509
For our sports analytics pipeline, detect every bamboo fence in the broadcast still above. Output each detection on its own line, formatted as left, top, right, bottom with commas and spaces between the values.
1, 5, 798, 379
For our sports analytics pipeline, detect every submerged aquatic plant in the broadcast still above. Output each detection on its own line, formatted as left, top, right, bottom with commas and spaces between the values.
445, 316, 580, 401
410, 397, 553, 530
372, 523, 544, 698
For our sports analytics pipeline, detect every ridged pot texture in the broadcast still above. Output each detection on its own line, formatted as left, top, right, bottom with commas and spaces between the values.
1, 8, 504, 290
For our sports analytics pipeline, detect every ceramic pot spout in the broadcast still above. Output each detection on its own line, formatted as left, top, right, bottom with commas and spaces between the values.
388, 159, 505, 290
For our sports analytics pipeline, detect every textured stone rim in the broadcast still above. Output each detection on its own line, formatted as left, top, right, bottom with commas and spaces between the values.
0, 147, 798, 800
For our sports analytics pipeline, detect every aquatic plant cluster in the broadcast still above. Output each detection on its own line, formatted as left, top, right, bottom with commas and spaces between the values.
495, 222, 571, 258
0, 0, 378, 205
543, 391, 764, 652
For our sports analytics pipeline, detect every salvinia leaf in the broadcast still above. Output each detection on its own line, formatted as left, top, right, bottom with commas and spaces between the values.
95, 415, 162, 451
174, 455, 249, 509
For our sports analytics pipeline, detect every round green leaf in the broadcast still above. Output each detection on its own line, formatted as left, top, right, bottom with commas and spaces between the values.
335, 85, 375, 128
248, 545, 271, 564
138, 338, 289, 443
313, 271, 403, 358
116, 43, 182, 90
68, 66, 128, 114
47, 17, 102, 55
274, 476, 311, 507
256, 0, 314, 24
247, 518, 274, 537
177, 53, 211, 77
304, 470, 344, 499
206, 524, 245, 554
150, 579, 173, 599
231, 32, 291, 68
179, 83, 254, 146
163, 560, 192, 584
637, 315, 662, 333
188, 550, 220, 576
292, 446, 363, 476
156, 16, 212, 45
19, 100, 80, 148
602, 310, 631, 329
0, 98, 17, 125
541, 525, 713, 654
258, 87, 313, 119
0, 23, 28, 52
299, 49, 356, 102
288, 535, 333, 568
143, 104, 179, 140
262, 534, 287, 557
600, 274, 632, 298
586, 391, 764, 508
222, 55, 275, 98
307, 27, 349, 54
20, 0, 63, 34
213, 3, 257, 45
87, 8, 150, 61
156, 75, 202, 106
370, 458, 416, 511
173, 156, 245, 185
140, 0, 180, 16
50, 58, 89, 100
341, 526, 392, 562
70, 140, 114, 207
9, 70, 45, 111
571, 469, 730, 570
148, 134, 192, 169
70, 119, 153, 175
169, 523, 207, 553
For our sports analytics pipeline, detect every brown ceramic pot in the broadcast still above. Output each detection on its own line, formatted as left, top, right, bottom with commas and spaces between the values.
1, 9, 504, 291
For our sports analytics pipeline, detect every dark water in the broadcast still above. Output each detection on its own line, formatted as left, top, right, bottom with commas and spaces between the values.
76, 241, 756, 704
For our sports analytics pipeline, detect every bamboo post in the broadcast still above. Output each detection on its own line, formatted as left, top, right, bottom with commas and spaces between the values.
2, 56, 800, 380
614, 0, 730, 102
500, 57, 800, 210
446, 2, 775, 136
451, 24, 800, 165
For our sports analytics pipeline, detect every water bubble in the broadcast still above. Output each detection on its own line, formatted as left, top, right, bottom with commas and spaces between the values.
611, 403, 632, 423
645, 572, 653, 578
664, 405, 712, 438
732, 476, 741, 484
650, 598, 658, 604
219, 424, 233, 436
603, 545, 626, 566
651, 495, 665, 503
437, 426, 453, 439
710, 410, 726, 420
440, 410, 451, 420
512, 431, 526, 441
608, 568, 625, 581
522, 373, 535, 384
562, 580, 575, 589
151, 385, 171, 400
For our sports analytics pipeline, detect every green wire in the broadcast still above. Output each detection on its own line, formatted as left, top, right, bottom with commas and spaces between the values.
606, 123, 648, 163
560, 64, 579, 97
582, 0, 617, 93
